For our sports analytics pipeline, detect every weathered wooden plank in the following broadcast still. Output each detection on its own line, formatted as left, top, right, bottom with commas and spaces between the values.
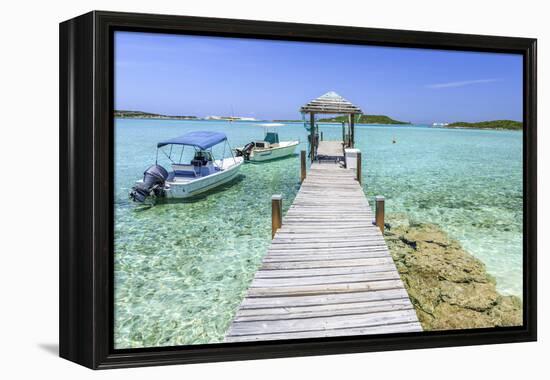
265, 250, 389, 260
272, 236, 386, 244
227, 310, 420, 336
279, 223, 375, 229
263, 252, 390, 263
282, 219, 375, 224
269, 245, 388, 253
285, 213, 373, 218
246, 279, 405, 297
266, 247, 390, 256
270, 242, 387, 250
250, 271, 400, 287
275, 231, 382, 238
268, 244, 389, 252
225, 322, 422, 342
240, 288, 410, 309
235, 298, 413, 318
277, 225, 376, 231
254, 263, 398, 278
273, 234, 382, 241
269, 243, 389, 250
261, 257, 393, 270
234, 299, 413, 322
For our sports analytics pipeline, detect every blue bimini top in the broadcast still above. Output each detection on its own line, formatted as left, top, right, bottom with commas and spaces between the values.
157, 131, 227, 150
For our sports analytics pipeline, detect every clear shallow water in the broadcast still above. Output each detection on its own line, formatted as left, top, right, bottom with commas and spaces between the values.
114, 119, 522, 348
353, 125, 523, 298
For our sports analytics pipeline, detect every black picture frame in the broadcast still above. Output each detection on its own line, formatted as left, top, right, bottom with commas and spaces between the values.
59, 10, 537, 369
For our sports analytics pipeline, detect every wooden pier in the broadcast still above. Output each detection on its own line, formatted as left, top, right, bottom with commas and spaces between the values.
316, 140, 345, 161
225, 162, 422, 342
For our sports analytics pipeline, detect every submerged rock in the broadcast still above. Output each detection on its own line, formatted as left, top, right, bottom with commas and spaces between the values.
384, 214, 522, 331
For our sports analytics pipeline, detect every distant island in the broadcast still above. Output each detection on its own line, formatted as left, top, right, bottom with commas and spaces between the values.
446, 120, 522, 130
115, 110, 408, 124
115, 111, 521, 131
114, 110, 258, 121
319, 114, 410, 125
114, 110, 199, 120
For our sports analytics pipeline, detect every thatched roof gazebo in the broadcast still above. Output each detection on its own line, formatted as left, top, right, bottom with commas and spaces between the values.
300, 91, 363, 114
300, 91, 363, 161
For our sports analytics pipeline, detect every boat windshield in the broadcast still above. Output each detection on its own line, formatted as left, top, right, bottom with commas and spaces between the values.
264, 132, 279, 144
192, 150, 213, 165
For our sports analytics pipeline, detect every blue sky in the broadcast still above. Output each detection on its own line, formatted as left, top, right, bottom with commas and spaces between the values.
115, 31, 523, 123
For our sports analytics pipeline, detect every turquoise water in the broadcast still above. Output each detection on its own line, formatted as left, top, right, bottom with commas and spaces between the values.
114, 119, 523, 348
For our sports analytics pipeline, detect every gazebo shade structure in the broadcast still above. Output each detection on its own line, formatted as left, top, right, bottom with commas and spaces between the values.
300, 91, 363, 114
300, 91, 363, 161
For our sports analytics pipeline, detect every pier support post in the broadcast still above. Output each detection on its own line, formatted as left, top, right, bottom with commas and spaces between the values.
272, 194, 283, 239
321, 131, 324, 141
356, 152, 362, 184
375, 196, 385, 234
300, 150, 306, 183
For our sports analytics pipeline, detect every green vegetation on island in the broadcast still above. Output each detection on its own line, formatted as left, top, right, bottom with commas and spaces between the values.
319, 114, 410, 124
447, 120, 522, 130
115, 110, 198, 120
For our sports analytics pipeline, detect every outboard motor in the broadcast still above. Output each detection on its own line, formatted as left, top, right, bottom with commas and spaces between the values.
130, 164, 169, 203
235, 142, 255, 160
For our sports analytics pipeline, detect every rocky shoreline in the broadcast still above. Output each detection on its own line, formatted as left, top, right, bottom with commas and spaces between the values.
384, 213, 522, 331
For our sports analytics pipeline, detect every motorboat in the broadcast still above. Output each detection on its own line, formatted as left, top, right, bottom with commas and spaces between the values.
235, 131, 299, 162
130, 131, 243, 202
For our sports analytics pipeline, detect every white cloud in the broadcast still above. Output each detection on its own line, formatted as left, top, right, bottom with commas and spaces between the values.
426, 78, 501, 89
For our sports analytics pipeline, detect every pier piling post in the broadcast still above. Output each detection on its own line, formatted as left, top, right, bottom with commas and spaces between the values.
300, 150, 306, 183
375, 196, 385, 234
272, 194, 283, 239
321, 131, 324, 141
356, 152, 362, 184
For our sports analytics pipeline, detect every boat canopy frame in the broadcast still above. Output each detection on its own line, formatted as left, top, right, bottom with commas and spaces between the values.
157, 131, 227, 150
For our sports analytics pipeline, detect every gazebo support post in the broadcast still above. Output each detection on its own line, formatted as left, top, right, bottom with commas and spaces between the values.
309, 112, 315, 162
349, 113, 355, 148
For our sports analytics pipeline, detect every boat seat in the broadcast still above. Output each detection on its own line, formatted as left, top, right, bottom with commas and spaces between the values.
172, 164, 197, 177
191, 158, 209, 166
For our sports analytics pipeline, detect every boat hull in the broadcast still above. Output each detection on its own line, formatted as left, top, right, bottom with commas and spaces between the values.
164, 157, 243, 198
248, 141, 299, 162
132, 157, 243, 200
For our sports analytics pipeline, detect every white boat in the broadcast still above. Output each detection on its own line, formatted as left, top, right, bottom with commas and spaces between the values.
235, 131, 299, 162
130, 131, 243, 202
